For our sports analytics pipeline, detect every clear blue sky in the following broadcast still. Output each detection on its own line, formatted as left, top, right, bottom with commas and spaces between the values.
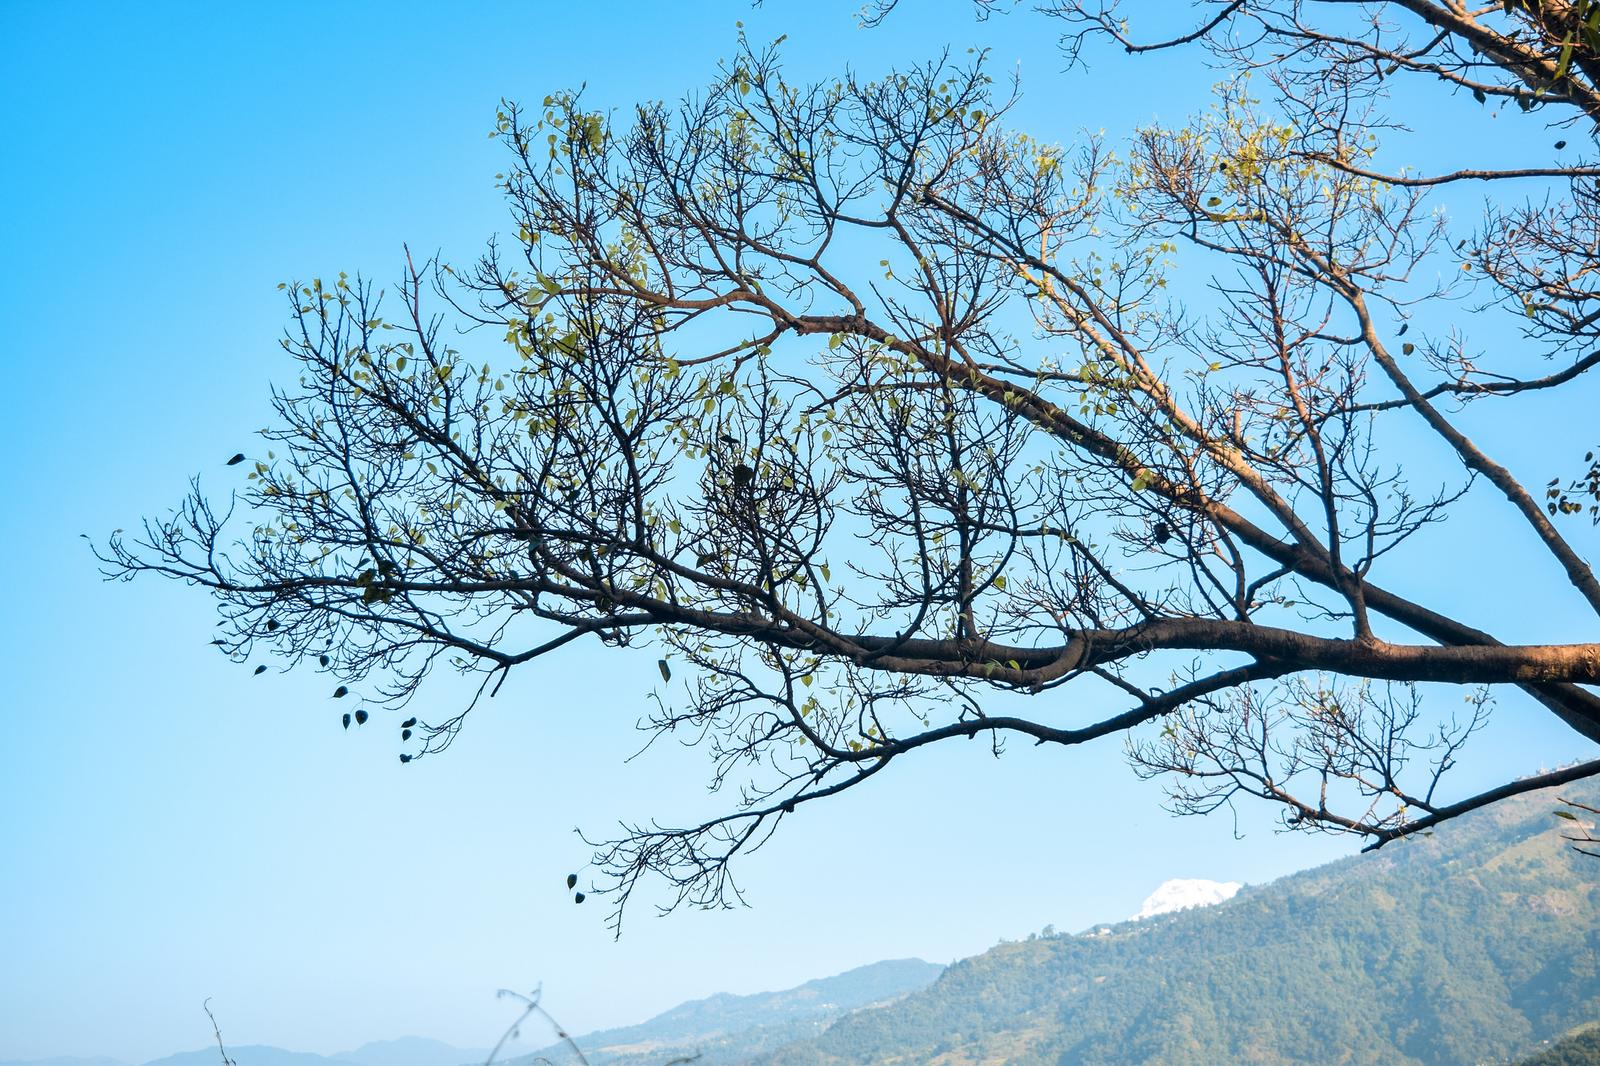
1, 2, 1592, 1062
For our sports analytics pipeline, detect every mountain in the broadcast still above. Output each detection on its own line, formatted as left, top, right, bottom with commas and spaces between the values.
1130, 878, 1243, 921
141, 1048, 345, 1066
135, 1042, 487, 1066
29, 784, 1598, 1066
2, 1058, 128, 1066
749, 781, 1600, 1066
520, 958, 945, 1065
20, 961, 934, 1066
333, 1039, 487, 1066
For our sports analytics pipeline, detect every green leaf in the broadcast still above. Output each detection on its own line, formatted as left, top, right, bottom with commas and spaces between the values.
658, 658, 672, 683
1555, 35, 1577, 82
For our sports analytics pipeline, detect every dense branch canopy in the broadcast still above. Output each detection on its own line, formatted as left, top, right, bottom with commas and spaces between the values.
107, 5, 1600, 924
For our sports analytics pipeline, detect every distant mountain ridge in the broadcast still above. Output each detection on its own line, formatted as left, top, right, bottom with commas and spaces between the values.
140, 1047, 350, 1066
517, 958, 945, 1065
19, 960, 942, 1066
58, 1038, 489, 1066
333, 1039, 489, 1066
750, 782, 1600, 1066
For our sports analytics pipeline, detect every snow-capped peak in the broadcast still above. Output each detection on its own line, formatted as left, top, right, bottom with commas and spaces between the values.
1130, 878, 1242, 921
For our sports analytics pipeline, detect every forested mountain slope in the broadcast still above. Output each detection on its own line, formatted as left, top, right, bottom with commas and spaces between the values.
753, 783, 1600, 1066
1517, 1024, 1600, 1066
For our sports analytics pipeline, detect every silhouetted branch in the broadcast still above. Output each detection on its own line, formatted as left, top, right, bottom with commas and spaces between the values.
203, 1000, 237, 1066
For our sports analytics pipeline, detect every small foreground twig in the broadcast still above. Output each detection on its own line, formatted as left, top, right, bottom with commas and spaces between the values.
487, 987, 590, 1066
1558, 796, 1600, 858
203, 999, 238, 1066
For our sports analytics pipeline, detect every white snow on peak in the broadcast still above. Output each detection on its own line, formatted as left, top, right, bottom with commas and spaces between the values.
1130, 878, 1243, 921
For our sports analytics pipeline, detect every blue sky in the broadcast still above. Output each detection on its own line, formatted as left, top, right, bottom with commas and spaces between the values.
2, 2, 1594, 1062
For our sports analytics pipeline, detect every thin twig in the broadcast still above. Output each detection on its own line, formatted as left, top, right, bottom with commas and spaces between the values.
203, 999, 238, 1066
488, 988, 591, 1066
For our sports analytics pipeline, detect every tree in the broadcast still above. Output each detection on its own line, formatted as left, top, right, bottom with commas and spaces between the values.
106, 2, 1600, 924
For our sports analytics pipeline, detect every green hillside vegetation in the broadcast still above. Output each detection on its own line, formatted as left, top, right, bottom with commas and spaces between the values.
521, 959, 944, 1065
1517, 1024, 1600, 1066
749, 784, 1600, 1066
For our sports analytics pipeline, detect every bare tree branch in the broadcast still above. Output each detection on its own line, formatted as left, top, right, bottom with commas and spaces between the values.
108, 11, 1600, 922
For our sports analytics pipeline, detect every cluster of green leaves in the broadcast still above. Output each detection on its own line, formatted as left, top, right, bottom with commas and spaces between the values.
1548, 450, 1600, 522
1505, 0, 1600, 89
